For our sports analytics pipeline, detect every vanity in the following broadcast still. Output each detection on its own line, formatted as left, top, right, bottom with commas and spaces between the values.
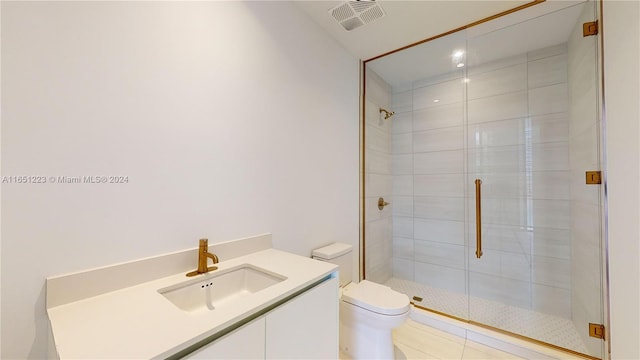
46, 234, 339, 359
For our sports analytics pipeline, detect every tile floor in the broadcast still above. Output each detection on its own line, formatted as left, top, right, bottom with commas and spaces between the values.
392, 319, 527, 360
340, 318, 587, 360
385, 278, 588, 354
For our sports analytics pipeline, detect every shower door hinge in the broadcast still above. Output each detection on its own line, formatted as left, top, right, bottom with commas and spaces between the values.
586, 171, 602, 184
583, 21, 599, 36
589, 323, 605, 340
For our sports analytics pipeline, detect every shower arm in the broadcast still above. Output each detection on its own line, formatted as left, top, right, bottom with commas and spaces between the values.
379, 108, 395, 120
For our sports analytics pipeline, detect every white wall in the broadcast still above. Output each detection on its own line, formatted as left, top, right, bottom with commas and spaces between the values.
0, 2, 359, 358
603, 1, 640, 359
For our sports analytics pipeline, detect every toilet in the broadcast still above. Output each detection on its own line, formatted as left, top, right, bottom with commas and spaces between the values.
312, 243, 410, 359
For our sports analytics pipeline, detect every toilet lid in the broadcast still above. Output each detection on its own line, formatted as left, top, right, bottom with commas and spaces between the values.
342, 280, 410, 316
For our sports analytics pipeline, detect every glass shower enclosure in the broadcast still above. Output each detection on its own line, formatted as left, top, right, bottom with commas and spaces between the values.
361, 1, 604, 358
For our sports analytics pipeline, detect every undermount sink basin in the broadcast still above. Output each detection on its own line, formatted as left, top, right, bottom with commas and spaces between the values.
158, 264, 287, 313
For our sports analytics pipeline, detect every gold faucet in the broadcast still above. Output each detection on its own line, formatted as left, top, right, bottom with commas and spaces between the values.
186, 238, 219, 277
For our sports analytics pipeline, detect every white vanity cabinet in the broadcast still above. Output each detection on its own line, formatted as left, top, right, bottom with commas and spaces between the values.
182, 276, 338, 359
265, 277, 338, 359
46, 240, 339, 359
183, 317, 266, 359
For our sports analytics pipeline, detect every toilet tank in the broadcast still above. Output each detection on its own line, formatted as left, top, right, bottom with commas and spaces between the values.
312, 243, 353, 286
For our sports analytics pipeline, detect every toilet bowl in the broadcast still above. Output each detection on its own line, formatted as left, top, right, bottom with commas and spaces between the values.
340, 280, 410, 359
312, 243, 410, 359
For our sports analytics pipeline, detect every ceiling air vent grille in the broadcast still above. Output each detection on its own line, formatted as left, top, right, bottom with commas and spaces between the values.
329, 1, 386, 31
360, 5, 384, 24
331, 2, 355, 22
350, 1, 376, 13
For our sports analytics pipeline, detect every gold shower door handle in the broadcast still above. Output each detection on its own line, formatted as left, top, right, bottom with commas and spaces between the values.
475, 179, 483, 259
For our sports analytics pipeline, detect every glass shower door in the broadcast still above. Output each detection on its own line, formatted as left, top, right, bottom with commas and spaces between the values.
362, 1, 605, 357
363, 31, 472, 320
465, 1, 604, 357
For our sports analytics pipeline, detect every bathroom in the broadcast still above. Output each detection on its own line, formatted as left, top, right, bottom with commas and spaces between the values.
1, 1, 638, 359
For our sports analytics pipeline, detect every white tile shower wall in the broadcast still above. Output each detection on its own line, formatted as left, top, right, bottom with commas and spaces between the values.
568, 3, 602, 355
365, 69, 394, 284
393, 258, 415, 281
393, 237, 414, 260
414, 218, 465, 245
414, 196, 465, 221
467, 92, 528, 124
392, 195, 413, 217
389, 44, 572, 318
392, 71, 468, 304
414, 240, 465, 270
391, 89, 414, 284
468, 248, 531, 283
415, 262, 466, 294
413, 78, 464, 109
467, 43, 571, 315
467, 63, 527, 100
469, 272, 531, 310
414, 150, 463, 174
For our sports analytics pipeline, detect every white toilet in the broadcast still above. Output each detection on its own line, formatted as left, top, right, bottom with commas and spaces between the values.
312, 243, 410, 359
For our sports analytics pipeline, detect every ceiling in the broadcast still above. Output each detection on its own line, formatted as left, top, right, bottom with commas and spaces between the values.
295, 0, 587, 88
295, 0, 534, 61
295, 0, 586, 61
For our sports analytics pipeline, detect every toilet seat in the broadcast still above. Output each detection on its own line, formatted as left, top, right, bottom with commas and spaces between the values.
341, 280, 410, 316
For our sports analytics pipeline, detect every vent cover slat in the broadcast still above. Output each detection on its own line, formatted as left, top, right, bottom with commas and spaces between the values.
341, 17, 365, 31
331, 3, 354, 22
350, 1, 376, 13
361, 6, 384, 24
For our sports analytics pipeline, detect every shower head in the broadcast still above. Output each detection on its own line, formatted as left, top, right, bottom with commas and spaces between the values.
380, 108, 395, 120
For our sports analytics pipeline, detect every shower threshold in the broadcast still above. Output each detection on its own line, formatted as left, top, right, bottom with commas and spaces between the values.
384, 277, 598, 359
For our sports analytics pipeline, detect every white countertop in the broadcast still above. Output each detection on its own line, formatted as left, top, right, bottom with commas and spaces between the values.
47, 248, 337, 359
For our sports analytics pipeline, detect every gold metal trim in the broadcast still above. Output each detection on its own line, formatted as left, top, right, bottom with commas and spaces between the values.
583, 20, 599, 36
363, 0, 545, 63
474, 179, 483, 258
589, 323, 606, 339
377, 197, 390, 210
412, 304, 601, 360
379, 108, 395, 120
411, 302, 469, 323
586, 170, 602, 184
